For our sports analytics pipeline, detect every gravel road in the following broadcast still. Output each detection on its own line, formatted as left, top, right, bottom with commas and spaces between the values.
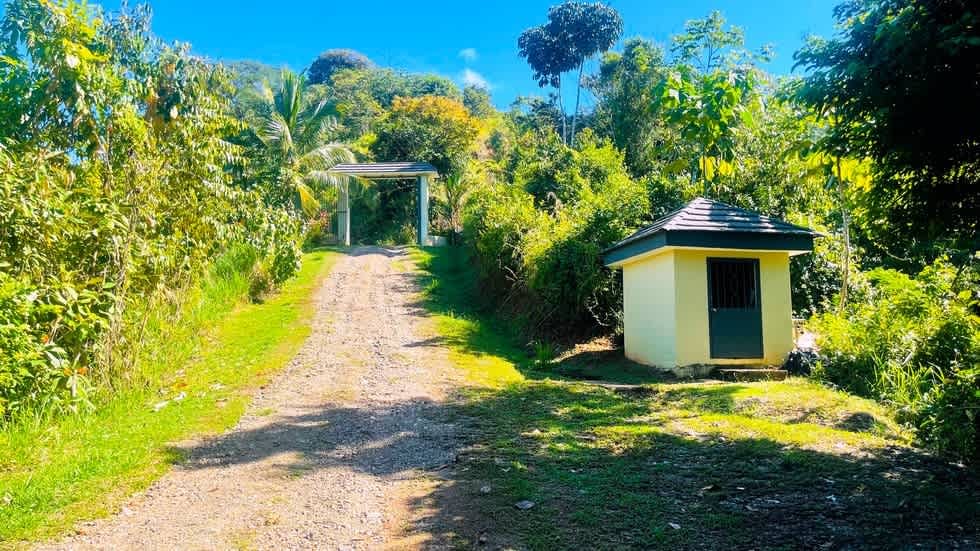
46, 247, 464, 550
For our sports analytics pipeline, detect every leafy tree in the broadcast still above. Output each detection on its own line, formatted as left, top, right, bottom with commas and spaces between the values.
509, 95, 564, 136
671, 10, 770, 72
0, 0, 303, 416
463, 84, 495, 118
517, 26, 574, 142
640, 11, 768, 194
792, 0, 980, 264
592, 38, 670, 176
328, 67, 461, 137
548, 1, 623, 145
252, 69, 354, 215
307, 48, 372, 85
518, 1, 623, 145
654, 65, 758, 193
408, 74, 461, 99
224, 60, 284, 120
371, 95, 480, 176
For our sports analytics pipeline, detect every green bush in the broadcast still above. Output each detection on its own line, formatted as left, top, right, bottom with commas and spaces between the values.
464, 134, 649, 335
917, 368, 980, 462
0, 274, 52, 418
810, 260, 980, 462
302, 212, 333, 249
270, 239, 303, 285
0, 2, 303, 421
248, 263, 275, 304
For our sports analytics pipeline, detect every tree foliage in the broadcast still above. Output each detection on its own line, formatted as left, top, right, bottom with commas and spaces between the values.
371, 95, 480, 176
326, 67, 461, 138
592, 38, 670, 176
307, 48, 372, 85
463, 84, 495, 119
792, 0, 980, 262
518, 1, 623, 144
249, 69, 354, 216
671, 10, 771, 72
0, 0, 301, 418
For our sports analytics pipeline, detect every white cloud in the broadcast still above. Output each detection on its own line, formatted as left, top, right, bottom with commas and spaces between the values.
461, 68, 490, 90
458, 48, 478, 63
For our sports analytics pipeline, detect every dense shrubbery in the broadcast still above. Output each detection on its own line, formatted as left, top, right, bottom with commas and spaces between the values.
465, 132, 648, 334
0, 1, 302, 419
810, 261, 980, 461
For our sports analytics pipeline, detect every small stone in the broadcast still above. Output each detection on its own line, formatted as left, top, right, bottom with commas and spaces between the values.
173, 391, 187, 402
514, 500, 535, 510
152, 400, 168, 412
479, 485, 491, 494
668, 522, 681, 530
478, 533, 488, 545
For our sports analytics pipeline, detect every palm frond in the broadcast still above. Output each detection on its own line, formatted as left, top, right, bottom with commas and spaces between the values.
299, 142, 355, 172
296, 183, 321, 216
275, 69, 304, 130
295, 101, 340, 152
258, 111, 294, 158
306, 170, 351, 192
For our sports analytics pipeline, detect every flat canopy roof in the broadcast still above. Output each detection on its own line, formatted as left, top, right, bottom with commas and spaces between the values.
604, 197, 819, 267
328, 162, 438, 179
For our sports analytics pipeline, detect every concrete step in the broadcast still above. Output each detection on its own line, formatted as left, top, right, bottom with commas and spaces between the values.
717, 368, 788, 382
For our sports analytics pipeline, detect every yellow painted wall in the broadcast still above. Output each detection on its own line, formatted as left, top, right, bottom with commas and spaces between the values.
622, 250, 676, 366
621, 248, 795, 369
672, 249, 793, 366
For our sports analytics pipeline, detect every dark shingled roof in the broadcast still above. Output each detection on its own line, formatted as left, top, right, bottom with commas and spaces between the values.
329, 162, 438, 177
603, 198, 819, 266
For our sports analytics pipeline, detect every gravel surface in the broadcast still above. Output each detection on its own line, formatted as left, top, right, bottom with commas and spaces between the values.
45, 247, 464, 550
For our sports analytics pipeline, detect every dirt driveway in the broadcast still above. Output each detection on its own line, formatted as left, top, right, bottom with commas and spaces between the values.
48, 247, 465, 550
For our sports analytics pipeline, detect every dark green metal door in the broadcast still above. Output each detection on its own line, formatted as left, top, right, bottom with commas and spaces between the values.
707, 258, 763, 359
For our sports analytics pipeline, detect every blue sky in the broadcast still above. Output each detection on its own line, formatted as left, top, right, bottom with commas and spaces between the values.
96, 1, 838, 108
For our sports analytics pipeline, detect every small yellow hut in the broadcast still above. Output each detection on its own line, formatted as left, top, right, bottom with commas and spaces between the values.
603, 198, 817, 375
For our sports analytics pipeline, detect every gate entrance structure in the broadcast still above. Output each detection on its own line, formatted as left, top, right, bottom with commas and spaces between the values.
327, 162, 439, 247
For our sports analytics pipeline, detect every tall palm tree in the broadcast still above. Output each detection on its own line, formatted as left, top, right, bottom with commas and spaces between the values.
255, 69, 354, 216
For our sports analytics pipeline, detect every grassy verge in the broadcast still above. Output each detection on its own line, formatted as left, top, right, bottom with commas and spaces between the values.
411, 246, 979, 549
0, 248, 341, 545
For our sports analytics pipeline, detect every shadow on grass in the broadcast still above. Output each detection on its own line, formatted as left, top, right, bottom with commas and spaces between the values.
171, 380, 979, 550
409, 246, 671, 386
168, 247, 979, 549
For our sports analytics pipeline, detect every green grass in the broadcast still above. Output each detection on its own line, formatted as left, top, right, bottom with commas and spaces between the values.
0, 248, 341, 546
410, 246, 979, 549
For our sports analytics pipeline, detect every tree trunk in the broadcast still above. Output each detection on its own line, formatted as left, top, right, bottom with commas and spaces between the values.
555, 74, 567, 145
570, 61, 584, 147
836, 157, 850, 313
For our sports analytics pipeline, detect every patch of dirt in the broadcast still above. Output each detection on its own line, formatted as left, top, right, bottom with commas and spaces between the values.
42, 247, 469, 550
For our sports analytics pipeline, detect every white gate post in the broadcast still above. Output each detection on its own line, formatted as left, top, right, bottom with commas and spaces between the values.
417, 175, 429, 246
338, 181, 350, 247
